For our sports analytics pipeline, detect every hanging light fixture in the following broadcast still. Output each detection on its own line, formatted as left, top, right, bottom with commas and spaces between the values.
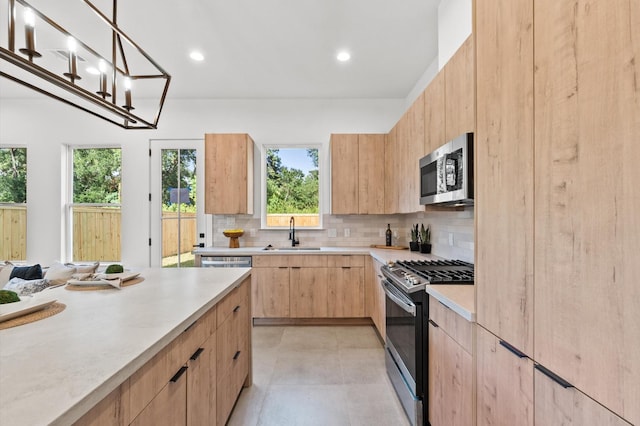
0, 0, 171, 129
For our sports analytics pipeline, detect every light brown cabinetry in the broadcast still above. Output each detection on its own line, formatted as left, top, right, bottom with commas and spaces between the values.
330, 134, 385, 214
475, 0, 534, 357
290, 267, 328, 317
251, 266, 290, 318
74, 278, 251, 426
394, 94, 425, 214
534, 368, 631, 426
476, 326, 533, 426
428, 298, 473, 426
423, 72, 445, 154
365, 257, 385, 341
533, 1, 640, 423
204, 133, 254, 214
444, 35, 475, 142
384, 127, 398, 214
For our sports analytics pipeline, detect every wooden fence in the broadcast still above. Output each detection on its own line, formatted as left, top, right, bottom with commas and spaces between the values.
0, 206, 196, 261
266, 214, 320, 227
0, 205, 26, 261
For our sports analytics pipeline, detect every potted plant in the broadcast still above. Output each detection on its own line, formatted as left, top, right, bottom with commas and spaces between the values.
420, 224, 431, 254
409, 224, 420, 251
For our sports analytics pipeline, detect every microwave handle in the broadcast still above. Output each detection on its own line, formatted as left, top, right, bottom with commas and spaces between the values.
382, 281, 416, 316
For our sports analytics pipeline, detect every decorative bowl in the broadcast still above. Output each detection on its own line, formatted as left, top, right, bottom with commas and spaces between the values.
222, 229, 244, 238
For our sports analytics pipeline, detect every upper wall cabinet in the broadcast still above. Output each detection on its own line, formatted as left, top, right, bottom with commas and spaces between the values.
444, 35, 475, 142
475, 0, 534, 357
330, 133, 385, 214
424, 72, 445, 154
204, 133, 254, 214
384, 126, 398, 214
533, 0, 640, 423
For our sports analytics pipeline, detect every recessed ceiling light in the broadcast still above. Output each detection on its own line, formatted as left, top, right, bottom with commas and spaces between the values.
336, 51, 351, 62
189, 51, 204, 62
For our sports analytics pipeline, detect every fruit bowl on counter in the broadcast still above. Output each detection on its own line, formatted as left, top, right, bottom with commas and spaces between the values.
222, 229, 244, 248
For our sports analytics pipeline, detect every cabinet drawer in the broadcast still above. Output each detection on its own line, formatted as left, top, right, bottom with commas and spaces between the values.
216, 346, 249, 425
327, 255, 365, 267
129, 306, 214, 422
252, 255, 290, 267
429, 297, 473, 354
217, 277, 250, 325
289, 255, 327, 268
216, 304, 249, 374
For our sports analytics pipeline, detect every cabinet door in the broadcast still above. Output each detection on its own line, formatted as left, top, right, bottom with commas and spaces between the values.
476, 326, 533, 426
290, 267, 328, 318
251, 267, 290, 318
358, 134, 385, 214
534, 367, 631, 426
330, 134, 359, 214
424, 72, 445, 154
130, 366, 187, 426
74, 381, 129, 426
534, 1, 640, 423
444, 35, 475, 141
476, 0, 534, 356
384, 128, 398, 214
204, 133, 253, 214
428, 321, 473, 426
405, 93, 425, 213
327, 267, 365, 318
186, 335, 216, 426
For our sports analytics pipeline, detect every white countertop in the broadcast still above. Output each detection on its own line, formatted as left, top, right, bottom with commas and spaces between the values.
425, 285, 475, 322
194, 246, 375, 255
0, 267, 251, 426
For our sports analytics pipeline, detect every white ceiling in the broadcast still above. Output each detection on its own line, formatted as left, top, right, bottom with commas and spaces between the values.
0, 0, 440, 100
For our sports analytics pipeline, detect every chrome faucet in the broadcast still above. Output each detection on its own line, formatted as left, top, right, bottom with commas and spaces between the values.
289, 216, 299, 247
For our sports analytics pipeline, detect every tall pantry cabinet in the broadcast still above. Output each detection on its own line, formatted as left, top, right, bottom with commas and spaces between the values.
475, 0, 639, 424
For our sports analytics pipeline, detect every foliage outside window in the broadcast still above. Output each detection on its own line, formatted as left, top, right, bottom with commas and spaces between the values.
70, 148, 121, 262
265, 147, 320, 228
0, 148, 27, 260
162, 149, 197, 213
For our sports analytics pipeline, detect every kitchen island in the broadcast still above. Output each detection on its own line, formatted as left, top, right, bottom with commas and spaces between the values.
0, 267, 251, 426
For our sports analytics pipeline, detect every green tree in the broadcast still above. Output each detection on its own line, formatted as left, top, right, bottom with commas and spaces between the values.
0, 148, 27, 203
161, 149, 196, 212
73, 148, 121, 203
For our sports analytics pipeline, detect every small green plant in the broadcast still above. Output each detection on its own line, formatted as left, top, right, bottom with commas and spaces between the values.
420, 224, 431, 244
410, 224, 419, 242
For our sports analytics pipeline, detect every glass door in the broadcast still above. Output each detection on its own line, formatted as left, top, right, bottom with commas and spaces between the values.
150, 139, 207, 267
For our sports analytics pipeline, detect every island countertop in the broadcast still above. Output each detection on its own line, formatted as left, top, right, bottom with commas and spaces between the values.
0, 267, 251, 426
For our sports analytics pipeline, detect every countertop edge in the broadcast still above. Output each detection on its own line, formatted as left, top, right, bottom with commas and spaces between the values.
425, 285, 476, 322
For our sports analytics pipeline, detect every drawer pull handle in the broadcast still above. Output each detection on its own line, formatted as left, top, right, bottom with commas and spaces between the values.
535, 364, 574, 389
190, 347, 204, 361
233, 305, 241, 313
170, 366, 188, 383
279, 266, 288, 269
183, 321, 196, 333
428, 319, 439, 328
291, 266, 301, 269
233, 350, 241, 360
499, 340, 528, 359
342, 266, 351, 269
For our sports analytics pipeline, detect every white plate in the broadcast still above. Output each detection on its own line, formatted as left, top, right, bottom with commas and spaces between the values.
94, 272, 140, 281
0, 295, 57, 323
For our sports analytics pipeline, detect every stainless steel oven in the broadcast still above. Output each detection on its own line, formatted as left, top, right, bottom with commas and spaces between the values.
383, 279, 425, 426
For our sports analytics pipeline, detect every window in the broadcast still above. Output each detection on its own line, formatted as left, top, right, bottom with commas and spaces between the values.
0, 147, 27, 261
68, 147, 121, 262
263, 147, 320, 228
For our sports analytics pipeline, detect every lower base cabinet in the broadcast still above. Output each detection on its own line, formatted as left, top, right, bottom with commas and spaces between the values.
74, 277, 251, 426
476, 325, 533, 426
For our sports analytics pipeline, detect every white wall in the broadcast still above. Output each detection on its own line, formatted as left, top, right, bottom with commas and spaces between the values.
438, 0, 472, 68
0, 96, 404, 266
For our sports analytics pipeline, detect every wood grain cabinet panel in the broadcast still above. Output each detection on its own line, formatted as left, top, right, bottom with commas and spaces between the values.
475, 0, 535, 357
444, 35, 475, 142
251, 267, 290, 318
365, 257, 385, 341
476, 326, 533, 426
357, 134, 385, 214
290, 267, 329, 318
534, 367, 631, 426
424, 72, 445, 154
330, 134, 359, 214
327, 267, 365, 318
186, 336, 216, 425
73, 381, 130, 426
204, 133, 254, 214
384, 127, 398, 214
428, 321, 473, 426
130, 371, 187, 426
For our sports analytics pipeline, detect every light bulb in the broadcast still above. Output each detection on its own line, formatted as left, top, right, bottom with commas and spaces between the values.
98, 59, 107, 74
24, 8, 35, 27
123, 77, 132, 90
67, 36, 77, 53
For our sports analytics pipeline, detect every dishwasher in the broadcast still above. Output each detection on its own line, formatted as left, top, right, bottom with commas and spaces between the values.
194, 254, 252, 268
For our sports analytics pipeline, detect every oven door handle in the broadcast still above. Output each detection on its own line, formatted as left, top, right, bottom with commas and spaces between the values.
382, 281, 416, 316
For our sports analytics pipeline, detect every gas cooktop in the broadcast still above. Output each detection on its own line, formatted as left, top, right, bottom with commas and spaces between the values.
381, 259, 474, 293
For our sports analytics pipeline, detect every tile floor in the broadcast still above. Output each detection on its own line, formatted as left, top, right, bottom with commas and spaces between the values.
228, 325, 410, 426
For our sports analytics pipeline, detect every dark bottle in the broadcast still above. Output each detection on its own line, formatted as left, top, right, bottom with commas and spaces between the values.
385, 224, 392, 246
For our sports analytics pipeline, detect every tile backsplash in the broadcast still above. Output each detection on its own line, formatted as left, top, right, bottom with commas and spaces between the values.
211, 207, 474, 263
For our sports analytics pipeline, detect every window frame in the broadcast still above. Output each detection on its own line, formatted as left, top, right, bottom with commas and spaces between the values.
65, 144, 122, 262
260, 144, 323, 230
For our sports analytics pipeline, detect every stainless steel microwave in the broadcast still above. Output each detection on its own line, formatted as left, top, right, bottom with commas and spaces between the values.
419, 133, 473, 206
